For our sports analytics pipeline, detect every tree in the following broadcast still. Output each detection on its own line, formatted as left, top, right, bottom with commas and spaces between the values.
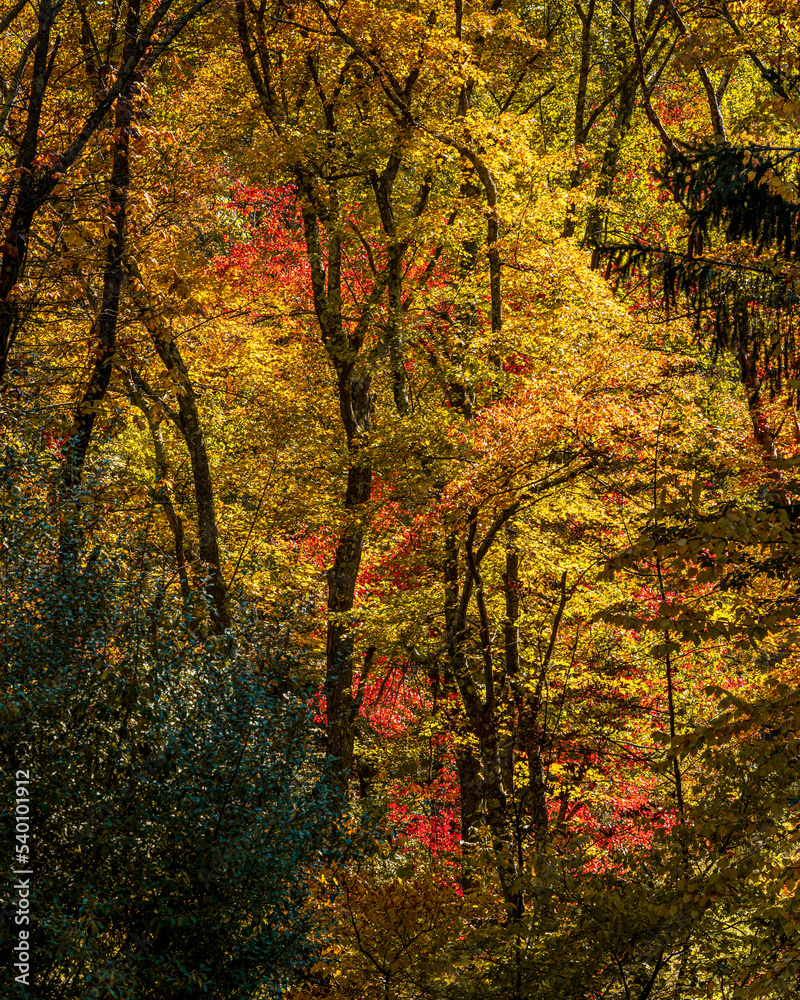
0, 0, 236, 629
0, 0, 217, 380
232, 0, 475, 795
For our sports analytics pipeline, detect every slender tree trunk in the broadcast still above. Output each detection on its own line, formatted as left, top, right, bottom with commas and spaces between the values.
456, 743, 483, 850
563, 0, 597, 238
501, 522, 520, 797
325, 396, 372, 794
371, 160, 411, 417
456, 153, 502, 339
584, 72, 639, 259
59, 0, 141, 557
296, 173, 376, 797
445, 525, 517, 908
122, 378, 191, 605
444, 528, 483, 871
123, 256, 230, 631
149, 329, 230, 631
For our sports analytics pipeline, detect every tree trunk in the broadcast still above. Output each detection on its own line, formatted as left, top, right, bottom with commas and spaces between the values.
124, 258, 230, 632
59, 0, 141, 557
121, 374, 191, 605
325, 416, 372, 794
584, 72, 639, 258
563, 0, 597, 238
149, 329, 230, 632
296, 174, 376, 798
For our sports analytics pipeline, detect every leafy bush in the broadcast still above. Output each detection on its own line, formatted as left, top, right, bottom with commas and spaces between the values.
0, 449, 339, 999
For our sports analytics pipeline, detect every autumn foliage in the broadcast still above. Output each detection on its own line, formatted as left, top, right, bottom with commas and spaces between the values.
4, 2, 800, 999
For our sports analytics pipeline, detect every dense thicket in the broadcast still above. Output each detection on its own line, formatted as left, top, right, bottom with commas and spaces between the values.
1, 447, 344, 998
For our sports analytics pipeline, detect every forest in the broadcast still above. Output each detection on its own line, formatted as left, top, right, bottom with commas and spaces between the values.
3, 0, 800, 998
